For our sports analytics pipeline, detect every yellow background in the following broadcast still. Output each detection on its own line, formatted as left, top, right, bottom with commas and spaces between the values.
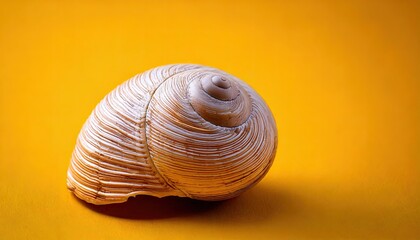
1, 0, 419, 239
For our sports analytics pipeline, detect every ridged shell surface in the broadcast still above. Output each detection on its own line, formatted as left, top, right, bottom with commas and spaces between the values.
67, 64, 277, 205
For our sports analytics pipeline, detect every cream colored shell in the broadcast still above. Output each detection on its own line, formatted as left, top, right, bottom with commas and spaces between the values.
67, 64, 277, 205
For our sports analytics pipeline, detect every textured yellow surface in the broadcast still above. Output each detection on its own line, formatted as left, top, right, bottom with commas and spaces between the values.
0, 0, 419, 239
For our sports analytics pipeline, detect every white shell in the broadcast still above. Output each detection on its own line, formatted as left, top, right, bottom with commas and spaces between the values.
67, 64, 277, 205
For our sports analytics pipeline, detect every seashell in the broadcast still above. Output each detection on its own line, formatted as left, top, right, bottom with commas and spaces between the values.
67, 64, 278, 205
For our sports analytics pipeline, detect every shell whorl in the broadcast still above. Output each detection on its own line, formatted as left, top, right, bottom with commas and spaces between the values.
67, 64, 277, 204
188, 72, 252, 127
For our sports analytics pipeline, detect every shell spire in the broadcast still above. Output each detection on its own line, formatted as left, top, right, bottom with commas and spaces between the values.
67, 64, 277, 204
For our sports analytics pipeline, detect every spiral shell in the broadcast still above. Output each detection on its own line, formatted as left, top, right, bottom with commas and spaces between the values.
67, 64, 277, 205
